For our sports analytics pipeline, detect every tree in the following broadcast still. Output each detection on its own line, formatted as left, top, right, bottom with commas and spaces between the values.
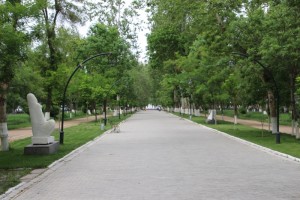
32, 0, 90, 114
147, 0, 244, 113
259, 2, 300, 137
130, 65, 152, 107
228, 3, 281, 133
0, 0, 28, 151
66, 23, 137, 120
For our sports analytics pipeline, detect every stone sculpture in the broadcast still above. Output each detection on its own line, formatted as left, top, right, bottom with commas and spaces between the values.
206, 109, 216, 124
27, 93, 55, 144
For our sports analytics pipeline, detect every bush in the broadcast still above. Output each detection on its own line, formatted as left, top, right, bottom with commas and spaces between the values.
239, 107, 247, 114
50, 105, 60, 118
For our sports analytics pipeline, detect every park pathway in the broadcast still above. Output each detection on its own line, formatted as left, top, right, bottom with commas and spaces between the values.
3, 110, 300, 200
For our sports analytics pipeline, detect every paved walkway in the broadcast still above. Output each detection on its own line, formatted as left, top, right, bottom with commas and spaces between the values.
3, 111, 300, 200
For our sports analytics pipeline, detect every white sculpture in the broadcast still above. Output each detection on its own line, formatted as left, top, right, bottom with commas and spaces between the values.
206, 109, 216, 124
113, 109, 118, 116
195, 109, 201, 117
27, 93, 55, 144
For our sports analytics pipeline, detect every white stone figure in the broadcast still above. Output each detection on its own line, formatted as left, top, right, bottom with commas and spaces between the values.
195, 109, 201, 117
206, 109, 216, 124
113, 109, 118, 116
27, 93, 55, 144
184, 109, 189, 115
44, 112, 50, 120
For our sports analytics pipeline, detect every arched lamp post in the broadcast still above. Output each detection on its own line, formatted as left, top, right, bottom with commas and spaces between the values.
60, 53, 112, 144
103, 78, 126, 125
232, 52, 280, 144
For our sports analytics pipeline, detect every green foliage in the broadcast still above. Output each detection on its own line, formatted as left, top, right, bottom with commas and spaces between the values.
7, 114, 31, 130
147, 0, 300, 128
238, 107, 247, 114
0, 1, 28, 83
0, 168, 30, 195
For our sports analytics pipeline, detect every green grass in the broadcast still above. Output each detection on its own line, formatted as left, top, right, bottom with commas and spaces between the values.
60, 111, 89, 121
0, 115, 131, 195
0, 169, 31, 195
7, 111, 92, 130
177, 113, 300, 158
7, 114, 31, 130
219, 110, 292, 126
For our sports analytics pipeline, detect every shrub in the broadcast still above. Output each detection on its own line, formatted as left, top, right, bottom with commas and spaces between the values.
239, 106, 247, 114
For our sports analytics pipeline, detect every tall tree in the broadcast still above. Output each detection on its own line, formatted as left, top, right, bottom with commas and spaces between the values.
259, 1, 300, 137
0, 0, 28, 151
33, 0, 90, 114
70, 23, 137, 118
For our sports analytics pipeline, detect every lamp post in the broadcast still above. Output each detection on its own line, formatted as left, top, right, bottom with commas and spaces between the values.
232, 52, 280, 144
188, 79, 193, 120
60, 53, 112, 144
103, 99, 107, 126
103, 78, 127, 125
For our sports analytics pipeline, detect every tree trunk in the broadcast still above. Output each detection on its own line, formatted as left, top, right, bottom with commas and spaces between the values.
234, 101, 238, 125
0, 83, 9, 151
93, 103, 97, 122
45, 86, 52, 113
103, 99, 107, 126
268, 90, 277, 134
44, 11, 58, 113
290, 70, 298, 137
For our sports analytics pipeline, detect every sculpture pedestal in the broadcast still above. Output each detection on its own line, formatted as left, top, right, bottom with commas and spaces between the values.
32, 136, 54, 145
24, 141, 59, 155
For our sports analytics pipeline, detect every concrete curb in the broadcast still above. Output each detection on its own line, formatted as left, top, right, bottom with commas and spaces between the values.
170, 113, 300, 165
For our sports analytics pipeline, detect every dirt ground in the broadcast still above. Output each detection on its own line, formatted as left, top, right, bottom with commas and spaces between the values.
7, 115, 100, 142
5, 113, 295, 143
216, 115, 293, 135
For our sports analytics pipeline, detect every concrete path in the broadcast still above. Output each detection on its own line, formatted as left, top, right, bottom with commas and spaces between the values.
4, 111, 300, 200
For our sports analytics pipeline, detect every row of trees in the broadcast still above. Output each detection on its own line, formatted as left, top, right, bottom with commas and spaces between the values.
146, 0, 300, 136
0, 0, 152, 151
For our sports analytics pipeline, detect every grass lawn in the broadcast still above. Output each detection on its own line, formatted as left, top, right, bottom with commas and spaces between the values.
7, 114, 31, 130
219, 110, 292, 126
177, 113, 300, 158
7, 111, 91, 130
0, 115, 130, 195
